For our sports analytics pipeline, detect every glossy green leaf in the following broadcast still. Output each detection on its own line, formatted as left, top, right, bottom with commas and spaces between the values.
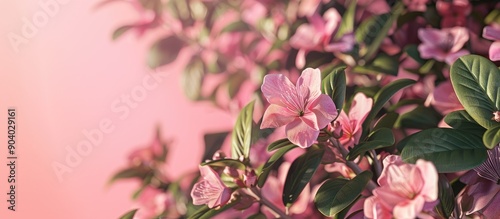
483, 126, 500, 149
361, 79, 416, 139
188, 198, 239, 219
485, 9, 500, 24
108, 167, 146, 185
231, 101, 256, 160
314, 171, 373, 217
450, 55, 500, 129
283, 146, 324, 206
335, 0, 356, 39
147, 35, 185, 68
267, 138, 295, 152
444, 110, 485, 137
347, 128, 395, 160
404, 45, 425, 65
373, 112, 399, 131
258, 144, 297, 187
202, 132, 229, 162
434, 174, 455, 218
202, 158, 247, 170
396, 105, 441, 129
119, 209, 138, 219
181, 58, 205, 100
353, 54, 400, 76
400, 128, 487, 172
322, 66, 346, 116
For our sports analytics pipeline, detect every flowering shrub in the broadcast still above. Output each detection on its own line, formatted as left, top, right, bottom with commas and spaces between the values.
105, 0, 500, 218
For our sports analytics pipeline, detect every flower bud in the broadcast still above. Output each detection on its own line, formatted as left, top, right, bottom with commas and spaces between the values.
212, 150, 226, 160
332, 121, 343, 139
493, 111, 500, 122
244, 169, 257, 187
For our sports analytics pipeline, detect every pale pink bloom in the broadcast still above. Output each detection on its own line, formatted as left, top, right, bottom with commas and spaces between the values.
337, 93, 372, 149
128, 131, 167, 166
191, 165, 232, 208
364, 155, 439, 219
260, 68, 338, 148
133, 186, 173, 219
290, 9, 353, 68
426, 80, 463, 115
456, 145, 500, 218
418, 27, 470, 65
482, 25, 500, 61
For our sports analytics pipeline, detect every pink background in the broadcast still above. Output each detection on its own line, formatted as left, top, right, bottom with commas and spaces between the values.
0, 0, 233, 218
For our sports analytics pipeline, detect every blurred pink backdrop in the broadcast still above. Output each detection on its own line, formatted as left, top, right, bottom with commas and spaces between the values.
0, 0, 233, 218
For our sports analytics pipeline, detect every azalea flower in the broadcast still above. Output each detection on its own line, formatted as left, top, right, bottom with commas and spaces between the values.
426, 80, 463, 115
482, 24, 500, 61
337, 93, 372, 149
191, 165, 232, 208
260, 68, 338, 148
456, 145, 500, 218
133, 186, 174, 219
418, 27, 470, 65
364, 155, 439, 219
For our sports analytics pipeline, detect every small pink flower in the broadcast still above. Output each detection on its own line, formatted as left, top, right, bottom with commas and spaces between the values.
403, 0, 429, 12
364, 155, 439, 219
260, 68, 338, 148
337, 93, 372, 149
482, 25, 500, 61
418, 27, 470, 65
427, 80, 463, 115
133, 186, 172, 219
191, 165, 232, 208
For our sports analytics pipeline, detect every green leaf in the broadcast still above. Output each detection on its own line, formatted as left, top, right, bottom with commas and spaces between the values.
112, 25, 134, 40
283, 146, 324, 206
267, 138, 295, 152
258, 144, 297, 187
314, 171, 373, 217
434, 174, 455, 219
202, 158, 247, 170
361, 79, 416, 139
147, 35, 185, 68
356, 2, 403, 61
444, 110, 485, 137
231, 101, 256, 160
347, 128, 395, 160
483, 126, 500, 149
396, 105, 442, 129
108, 167, 146, 185
450, 55, 500, 129
404, 45, 425, 65
373, 112, 399, 131
322, 66, 346, 116
485, 9, 500, 24
188, 197, 239, 219
119, 209, 138, 219
352, 53, 400, 76
335, 0, 356, 39
247, 212, 267, 219
203, 132, 229, 162
221, 20, 251, 33
400, 128, 487, 172
181, 58, 205, 100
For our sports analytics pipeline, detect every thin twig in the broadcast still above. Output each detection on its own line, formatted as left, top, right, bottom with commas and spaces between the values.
247, 187, 292, 219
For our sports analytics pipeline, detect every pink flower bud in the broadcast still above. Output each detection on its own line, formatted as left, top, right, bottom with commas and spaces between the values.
244, 170, 257, 187
493, 111, 500, 122
332, 120, 343, 139
212, 150, 226, 160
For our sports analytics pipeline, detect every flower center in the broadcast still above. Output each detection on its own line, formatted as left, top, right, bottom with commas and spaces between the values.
439, 33, 455, 52
474, 146, 500, 184
298, 110, 304, 117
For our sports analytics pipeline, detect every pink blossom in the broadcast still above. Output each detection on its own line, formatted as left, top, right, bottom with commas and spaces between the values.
337, 93, 372, 149
191, 165, 232, 208
364, 155, 439, 219
128, 131, 168, 166
456, 145, 500, 218
426, 80, 463, 115
482, 25, 500, 61
403, 0, 429, 12
436, 0, 471, 27
418, 27, 470, 65
133, 186, 173, 219
260, 68, 338, 148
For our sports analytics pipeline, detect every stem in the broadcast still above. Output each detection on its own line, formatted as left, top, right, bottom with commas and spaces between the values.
248, 187, 292, 219
370, 150, 383, 177
333, 139, 378, 192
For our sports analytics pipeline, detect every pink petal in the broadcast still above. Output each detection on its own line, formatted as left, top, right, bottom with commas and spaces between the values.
290, 24, 320, 49
393, 196, 425, 219
261, 104, 297, 128
323, 8, 341, 39
348, 93, 373, 129
418, 28, 446, 46
285, 116, 320, 148
325, 33, 355, 52
261, 73, 296, 106
483, 26, 500, 41
209, 187, 232, 208
449, 27, 469, 52
418, 44, 447, 62
373, 186, 408, 210
296, 68, 322, 101
309, 94, 338, 128
465, 180, 500, 214
416, 159, 439, 201
481, 191, 500, 219
445, 49, 469, 65
295, 49, 307, 69
489, 41, 500, 61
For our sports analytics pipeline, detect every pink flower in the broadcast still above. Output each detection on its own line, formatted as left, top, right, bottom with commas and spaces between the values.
260, 68, 338, 148
337, 93, 372, 149
403, 0, 429, 12
456, 145, 500, 218
133, 186, 173, 219
482, 25, 500, 61
418, 27, 470, 65
426, 80, 463, 115
191, 165, 232, 208
364, 155, 439, 219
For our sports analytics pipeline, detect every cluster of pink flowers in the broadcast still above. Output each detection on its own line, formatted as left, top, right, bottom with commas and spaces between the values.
106, 0, 500, 218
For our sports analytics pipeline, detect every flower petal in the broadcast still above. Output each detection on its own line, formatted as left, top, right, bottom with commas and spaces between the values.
449, 27, 469, 53
416, 159, 439, 201
309, 94, 338, 128
393, 195, 425, 219
445, 49, 469, 65
285, 117, 320, 148
261, 73, 297, 106
296, 68, 322, 101
418, 28, 446, 46
489, 41, 500, 61
349, 93, 373, 131
261, 104, 297, 128
483, 25, 500, 41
